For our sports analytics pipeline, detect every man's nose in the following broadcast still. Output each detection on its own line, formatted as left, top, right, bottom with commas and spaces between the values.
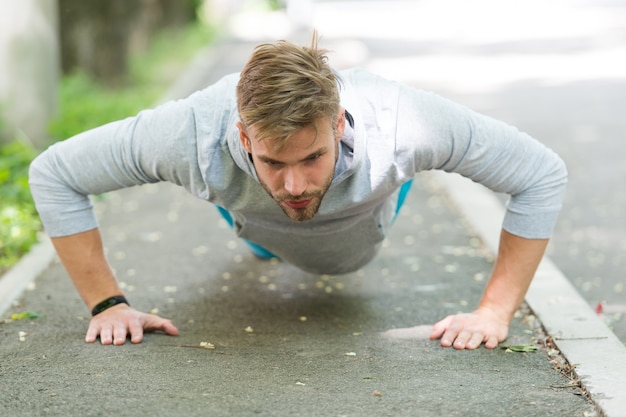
284, 166, 307, 196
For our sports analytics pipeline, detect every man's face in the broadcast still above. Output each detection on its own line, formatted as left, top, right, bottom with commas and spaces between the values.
238, 111, 345, 221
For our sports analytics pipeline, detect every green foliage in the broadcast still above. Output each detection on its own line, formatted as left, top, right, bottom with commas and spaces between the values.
1, 20, 216, 275
49, 22, 216, 141
500, 344, 539, 353
267, 0, 282, 11
131, 21, 216, 87
47, 71, 157, 141
0, 140, 40, 273
0, 140, 36, 201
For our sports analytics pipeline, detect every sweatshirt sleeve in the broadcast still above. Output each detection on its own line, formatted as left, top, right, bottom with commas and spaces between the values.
29, 93, 206, 238
395, 82, 567, 239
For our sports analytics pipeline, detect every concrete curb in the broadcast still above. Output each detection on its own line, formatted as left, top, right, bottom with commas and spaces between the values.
0, 235, 55, 318
432, 171, 626, 417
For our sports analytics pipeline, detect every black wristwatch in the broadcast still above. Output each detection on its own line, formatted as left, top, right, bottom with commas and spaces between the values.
91, 295, 129, 316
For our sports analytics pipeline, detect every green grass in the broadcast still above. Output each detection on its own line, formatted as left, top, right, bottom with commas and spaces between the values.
49, 22, 216, 141
0, 21, 216, 275
0, 140, 40, 271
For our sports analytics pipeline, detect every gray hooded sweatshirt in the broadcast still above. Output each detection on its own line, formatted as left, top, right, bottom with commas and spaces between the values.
29, 69, 567, 274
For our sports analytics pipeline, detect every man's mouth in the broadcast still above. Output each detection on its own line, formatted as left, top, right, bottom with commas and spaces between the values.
284, 198, 313, 209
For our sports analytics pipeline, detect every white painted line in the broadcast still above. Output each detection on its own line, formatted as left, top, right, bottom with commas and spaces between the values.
431, 170, 626, 417
0, 236, 55, 317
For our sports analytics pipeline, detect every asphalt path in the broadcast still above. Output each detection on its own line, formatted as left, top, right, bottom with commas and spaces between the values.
0, 176, 598, 417
1, 1, 624, 416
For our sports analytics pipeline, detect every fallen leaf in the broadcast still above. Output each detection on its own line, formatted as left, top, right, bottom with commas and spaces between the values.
500, 344, 538, 353
11, 311, 42, 320
595, 302, 603, 314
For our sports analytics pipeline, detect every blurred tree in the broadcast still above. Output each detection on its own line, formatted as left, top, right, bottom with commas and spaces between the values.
130, 0, 200, 53
0, 0, 59, 147
59, 0, 140, 87
59, 0, 198, 87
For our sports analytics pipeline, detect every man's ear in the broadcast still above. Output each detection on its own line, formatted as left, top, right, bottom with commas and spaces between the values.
237, 121, 252, 153
335, 108, 346, 142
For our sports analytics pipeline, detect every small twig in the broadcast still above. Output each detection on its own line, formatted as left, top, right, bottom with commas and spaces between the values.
548, 382, 581, 389
165, 344, 229, 354
554, 336, 608, 341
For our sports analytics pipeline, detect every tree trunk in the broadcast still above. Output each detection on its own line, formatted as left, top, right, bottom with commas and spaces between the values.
0, 0, 59, 148
130, 0, 199, 54
59, 0, 198, 86
58, 0, 140, 87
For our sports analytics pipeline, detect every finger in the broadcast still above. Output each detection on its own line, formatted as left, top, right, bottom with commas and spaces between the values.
127, 318, 144, 344
429, 316, 451, 340
484, 335, 500, 349
159, 319, 180, 336
144, 315, 180, 336
439, 328, 459, 348
85, 324, 100, 343
112, 325, 128, 346
453, 330, 472, 350
465, 332, 485, 350
99, 325, 114, 345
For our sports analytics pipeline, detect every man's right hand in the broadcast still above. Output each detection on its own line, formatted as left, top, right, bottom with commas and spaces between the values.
85, 304, 179, 345
50, 229, 179, 345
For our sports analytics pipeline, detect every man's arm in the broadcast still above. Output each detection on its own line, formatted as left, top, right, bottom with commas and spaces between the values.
52, 229, 179, 345
380, 79, 567, 349
429, 229, 548, 349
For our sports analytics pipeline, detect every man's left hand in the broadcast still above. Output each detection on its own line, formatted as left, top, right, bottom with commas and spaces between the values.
429, 306, 509, 349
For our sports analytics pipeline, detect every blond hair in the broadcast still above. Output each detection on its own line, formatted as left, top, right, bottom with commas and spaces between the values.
236, 32, 341, 148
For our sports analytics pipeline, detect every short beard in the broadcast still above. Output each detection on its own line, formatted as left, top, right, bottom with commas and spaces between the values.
277, 193, 323, 222
255, 142, 339, 222
259, 168, 334, 222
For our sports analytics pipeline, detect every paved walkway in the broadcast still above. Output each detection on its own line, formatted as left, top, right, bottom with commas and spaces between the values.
0, 180, 597, 417
1, 2, 625, 416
